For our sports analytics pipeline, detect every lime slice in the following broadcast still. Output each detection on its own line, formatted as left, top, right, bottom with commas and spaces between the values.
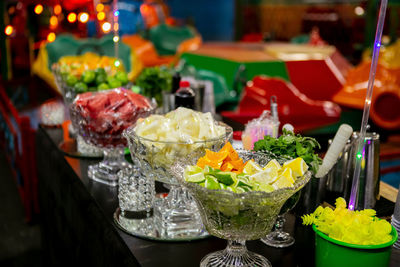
215, 172, 235, 186
243, 160, 263, 175
235, 187, 246, 193
283, 157, 308, 177
226, 186, 235, 192
186, 172, 205, 183
237, 179, 253, 189
205, 176, 220, 190
186, 165, 203, 174
204, 165, 221, 175
219, 183, 228, 190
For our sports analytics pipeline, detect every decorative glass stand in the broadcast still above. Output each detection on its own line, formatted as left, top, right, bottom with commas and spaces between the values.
122, 122, 232, 241
172, 150, 312, 267
114, 165, 208, 241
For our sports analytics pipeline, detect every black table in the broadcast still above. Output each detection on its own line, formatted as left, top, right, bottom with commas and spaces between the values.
36, 126, 400, 267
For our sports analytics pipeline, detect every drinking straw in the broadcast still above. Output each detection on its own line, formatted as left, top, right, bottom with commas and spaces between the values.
349, 0, 388, 210
113, 0, 119, 60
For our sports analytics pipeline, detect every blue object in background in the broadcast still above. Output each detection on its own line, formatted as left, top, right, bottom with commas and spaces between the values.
380, 159, 400, 189
118, 0, 144, 36
167, 0, 234, 41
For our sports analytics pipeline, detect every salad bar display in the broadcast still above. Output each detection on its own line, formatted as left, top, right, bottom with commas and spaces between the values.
70, 88, 155, 186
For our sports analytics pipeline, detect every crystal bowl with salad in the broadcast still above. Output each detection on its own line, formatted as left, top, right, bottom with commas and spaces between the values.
172, 142, 312, 266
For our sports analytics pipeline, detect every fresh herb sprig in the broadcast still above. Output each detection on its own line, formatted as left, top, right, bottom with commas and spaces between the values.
253, 129, 322, 174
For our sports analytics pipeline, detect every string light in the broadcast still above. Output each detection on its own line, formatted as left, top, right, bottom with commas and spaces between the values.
50, 16, 58, 28
34, 4, 43, 15
78, 12, 89, 23
54, 4, 62, 15
47, 32, 56, 42
4, 25, 13, 36
113, 23, 119, 31
96, 4, 104, 12
102, 22, 111, 33
67, 13, 77, 23
97, 11, 105, 21
113, 36, 119, 42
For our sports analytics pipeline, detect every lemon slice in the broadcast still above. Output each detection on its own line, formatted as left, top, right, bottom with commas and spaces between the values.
249, 169, 279, 185
283, 157, 308, 177
272, 168, 295, 189
243, 160, 263, 175
263, 159, 282, 171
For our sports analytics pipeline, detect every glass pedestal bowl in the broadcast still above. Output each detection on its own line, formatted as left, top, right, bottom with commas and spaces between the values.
123, 122, 233, 240
173, 150, 312, 267
70, 89, 155, 186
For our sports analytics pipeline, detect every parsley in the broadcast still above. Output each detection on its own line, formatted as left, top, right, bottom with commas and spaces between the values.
253, 129, 322, 174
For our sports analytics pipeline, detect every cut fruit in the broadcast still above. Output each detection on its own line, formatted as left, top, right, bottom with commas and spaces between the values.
272, 168, 295, 189
197, 157, 222, 169
205, 149, 229, 162
185, 172, 205, 183
243, 160, 263, 175
205, 176, 220, 190
283, 157, 308, 177
257, 183, 275, 193
215, 172, 235, 186
235, 187, 246, 193
249, 169, 279, 185
236, 177, 253, 189
264, 159, 282, 172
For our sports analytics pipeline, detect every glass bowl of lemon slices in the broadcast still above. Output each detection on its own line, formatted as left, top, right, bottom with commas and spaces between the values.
172, 147, 312, 267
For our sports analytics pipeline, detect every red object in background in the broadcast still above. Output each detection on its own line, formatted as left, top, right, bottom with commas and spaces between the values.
0, 88, 38, 222
285, 50, 352, 101
221, 76, 341, 133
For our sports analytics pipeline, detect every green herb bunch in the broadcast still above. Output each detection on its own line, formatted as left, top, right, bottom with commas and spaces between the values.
136, 67, 172, 105
253, 129, 322, 174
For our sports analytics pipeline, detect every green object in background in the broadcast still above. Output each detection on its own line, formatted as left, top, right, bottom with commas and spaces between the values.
136, 67, 172, 105
179, 52, 289, 109
74, 82, 88, 93
313, 224, 397, 267
97, 83, 109, 90
82, 70, 96, 84
148, 24, 196, 56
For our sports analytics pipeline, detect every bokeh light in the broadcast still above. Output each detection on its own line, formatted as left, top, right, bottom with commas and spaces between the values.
54, 4, 62, 15
67, 13, 77, 23
78, 12, 89, 23
34, 4, 43, 15
50, 16, 58, 28
97, 12, 105, 21
47, 32, 56, 43
102, 22, 111, 33
96, 4, 104, 12
4, 25, 13, 36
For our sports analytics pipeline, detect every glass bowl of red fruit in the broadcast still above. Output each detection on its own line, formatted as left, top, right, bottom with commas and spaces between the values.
70, 88, 156, 186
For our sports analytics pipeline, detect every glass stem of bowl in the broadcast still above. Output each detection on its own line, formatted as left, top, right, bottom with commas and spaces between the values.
103, 147, 125, 164
226, 240, 247, 255
274, 215, 285, 233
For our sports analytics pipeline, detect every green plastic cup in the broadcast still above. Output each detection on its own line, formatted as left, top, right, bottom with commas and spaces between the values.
313, 224, 398, 267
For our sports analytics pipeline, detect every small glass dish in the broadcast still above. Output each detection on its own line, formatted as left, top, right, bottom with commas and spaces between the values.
123, 121, 233, 239
172, 150, 312, 267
